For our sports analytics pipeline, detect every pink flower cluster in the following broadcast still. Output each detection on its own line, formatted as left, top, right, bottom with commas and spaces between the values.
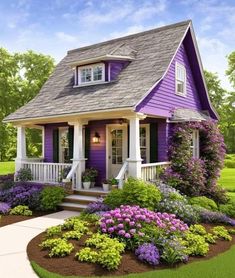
100, 205, 188, 239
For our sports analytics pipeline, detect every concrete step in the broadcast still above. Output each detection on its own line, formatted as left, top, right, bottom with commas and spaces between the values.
59, 202, 87, 212
64, 195, 98, 205
74, 188, 109, 198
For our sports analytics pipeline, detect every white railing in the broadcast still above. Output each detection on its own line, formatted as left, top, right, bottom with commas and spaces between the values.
116, 161, 129, 188
21, 161, 72, 183
141, 162, 170, 182
65, 161, 81, 190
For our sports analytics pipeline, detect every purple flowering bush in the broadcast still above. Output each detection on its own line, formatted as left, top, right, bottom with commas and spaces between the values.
135, 243, 160, 265
100, 205, 188, 249
85, 198, 110, 214
0, 202, 11, 214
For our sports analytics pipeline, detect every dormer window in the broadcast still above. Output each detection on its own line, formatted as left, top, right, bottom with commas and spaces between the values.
77, 63, 105, 85
175, 62, 186, 96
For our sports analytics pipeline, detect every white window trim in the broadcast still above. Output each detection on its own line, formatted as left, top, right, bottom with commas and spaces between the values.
175, 61, 187, 97
58, 127, 69, 163
77, 63, 105, 85
140, 124, 150, 163
191, 130, 199, 159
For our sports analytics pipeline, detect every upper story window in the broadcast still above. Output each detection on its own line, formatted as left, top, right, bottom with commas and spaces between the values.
77, 63, 105, 85
190, 130, 199, 159
175, 62, 186, 96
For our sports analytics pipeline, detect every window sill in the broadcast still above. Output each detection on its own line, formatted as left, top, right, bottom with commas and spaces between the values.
73, 81, 109, 88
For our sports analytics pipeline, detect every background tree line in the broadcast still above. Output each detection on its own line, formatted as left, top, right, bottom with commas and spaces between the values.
0, 47, 234, 161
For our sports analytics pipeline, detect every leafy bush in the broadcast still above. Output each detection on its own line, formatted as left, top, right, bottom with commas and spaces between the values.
183, 232, 209, 256
0, 202, 10, 214
212, 226, 232, 241
16, 168, 33, 182
78, 211, 101, 223
224, 160, 235, 168
0, 174, 14, 190
219, 200, 235, 218
85, 198, 110, 214
40, 186, 65, 211
135, 243, 160, 266
10, 205, 32, 216
40, 238, 74, 257
190, 196, 218, 211
0, 183, 42, 209
204, 233, 217, 244
189, 224, 207, 235
62, 217, 89, 233
76, 233, 125, 270
46, 225, 62, 237
161, 239, 188, 265
104, 177, 161, 211
62, 230, 84, 240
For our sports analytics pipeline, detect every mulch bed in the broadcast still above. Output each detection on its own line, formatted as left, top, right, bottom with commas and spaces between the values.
27, 223, 235, 277
0, 211, 54, 228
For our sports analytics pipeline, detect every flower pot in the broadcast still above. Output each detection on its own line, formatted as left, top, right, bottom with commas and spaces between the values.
102, 183, 110, 192
83, 181, 91, 190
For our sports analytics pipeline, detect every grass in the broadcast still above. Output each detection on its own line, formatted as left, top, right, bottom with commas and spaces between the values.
0, 161, 15, 175
31, 245, 235, 278
218, 168, 235, 191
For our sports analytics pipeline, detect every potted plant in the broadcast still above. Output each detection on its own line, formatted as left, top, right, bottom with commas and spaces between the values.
82, 170, 92, 190
88, 167, 98, 188
102, 179, 110, 192
109, 177, 118, 190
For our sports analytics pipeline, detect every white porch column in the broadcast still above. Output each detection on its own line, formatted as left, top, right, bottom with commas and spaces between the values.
15, 126, 27, 172
126, 114, 146, 178
69, 120, 87, 189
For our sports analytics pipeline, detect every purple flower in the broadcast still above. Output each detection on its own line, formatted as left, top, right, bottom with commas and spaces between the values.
135, 243, 160, 266
0, 202, 10, 214
124, 233, 131, 238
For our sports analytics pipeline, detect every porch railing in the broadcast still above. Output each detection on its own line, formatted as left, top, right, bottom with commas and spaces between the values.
141, 162, 170, 182
21, 161, 72, 183
116, 161, 129, 188
65, 161, 81, 190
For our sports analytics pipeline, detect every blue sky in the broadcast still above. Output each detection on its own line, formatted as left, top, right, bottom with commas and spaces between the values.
0, 0, 234, 90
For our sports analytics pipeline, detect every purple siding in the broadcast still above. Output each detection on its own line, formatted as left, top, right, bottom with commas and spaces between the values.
109, 61, 129, 81
136, 43, 202, 117
44, 125, 54, 162
158, 120, 168, 161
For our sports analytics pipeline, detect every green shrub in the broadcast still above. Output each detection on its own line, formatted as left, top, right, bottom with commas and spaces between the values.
212, 226, 232, 241
228, 229, 235, 235
224, 160, 235, 168
204, 233, 217, 244
161, 239, 188, 265
189, 224, 207, 235
46, 225, 62, 237
62, 217, 88, 233
16, 168, 33, 181
104, 177, 161, 211
104, 189, 125, 208
62, 230, 84, 240
40, 186, 65, 211
76, 233, 125, 270
10, 205, 32, 216
79, 211, 100, 223
40, 238, 74, 257
189, 196, 218, 211
219, 200, 235, 218
183, 232, 209, 256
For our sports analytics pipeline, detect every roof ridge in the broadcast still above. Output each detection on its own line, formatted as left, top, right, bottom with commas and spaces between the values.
67, 20, 191, 54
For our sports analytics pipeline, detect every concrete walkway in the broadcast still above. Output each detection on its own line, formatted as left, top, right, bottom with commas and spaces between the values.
0, 210, 80, 278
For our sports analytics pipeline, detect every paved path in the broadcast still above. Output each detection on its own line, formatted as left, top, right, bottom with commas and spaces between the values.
0, 211, 80, 278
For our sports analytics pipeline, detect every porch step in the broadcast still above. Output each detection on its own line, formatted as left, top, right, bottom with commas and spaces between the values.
74, 188, 109, 198
59, 202, 87, 212
64, 195, 98, 205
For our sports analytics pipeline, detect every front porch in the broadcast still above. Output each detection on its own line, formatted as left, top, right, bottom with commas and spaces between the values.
15, 113, 170, 189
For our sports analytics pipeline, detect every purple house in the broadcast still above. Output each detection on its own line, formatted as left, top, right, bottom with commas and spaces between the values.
4, 20, 217, 193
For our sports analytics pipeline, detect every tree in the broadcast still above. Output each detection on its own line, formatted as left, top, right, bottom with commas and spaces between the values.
226, 51, 235, 88
0, 48, 55, 161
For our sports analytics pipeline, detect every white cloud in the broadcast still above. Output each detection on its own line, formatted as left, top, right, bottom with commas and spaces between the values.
55, 32, 78, 43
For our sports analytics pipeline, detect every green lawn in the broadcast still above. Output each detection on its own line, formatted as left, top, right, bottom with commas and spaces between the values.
0, 161, 15, 175
31, 245, 235, 278
218, 168, 235, 191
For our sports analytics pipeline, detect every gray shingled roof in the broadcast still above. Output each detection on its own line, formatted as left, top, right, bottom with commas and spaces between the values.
170, 108, 210, 121
4, 20, 190, 122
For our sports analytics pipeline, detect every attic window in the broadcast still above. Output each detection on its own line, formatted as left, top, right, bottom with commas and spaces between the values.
175, 62, 186, 96
77, 63, 105, 85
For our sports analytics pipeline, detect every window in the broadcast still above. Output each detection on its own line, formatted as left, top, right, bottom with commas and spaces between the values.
59, 127, 69, 163
140, 124, 150, 163
175, 62, 186, 96
190, 130, 199, 158
77, 63, 105, 85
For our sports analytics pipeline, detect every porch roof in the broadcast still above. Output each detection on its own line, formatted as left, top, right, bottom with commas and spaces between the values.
4, 21, 190, 123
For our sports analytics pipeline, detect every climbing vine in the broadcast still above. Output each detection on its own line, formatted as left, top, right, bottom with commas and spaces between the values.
162, 120, 227, 203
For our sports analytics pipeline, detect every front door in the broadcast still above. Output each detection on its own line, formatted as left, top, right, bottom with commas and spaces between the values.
107, 125, 127, 178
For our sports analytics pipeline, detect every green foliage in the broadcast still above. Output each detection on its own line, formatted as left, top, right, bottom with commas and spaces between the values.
228, 229, 235, 235
40, 238, 74, 257
204, 233, 217, 244
78, 211, 100, 223
0, 48, 55, 161
104, 177, 161, 210
10, 205, 32, 216
189, 224, 207, 235
76, 233, 125, 270
161, 240, 188, 265
190, 197, 218, 211
224, 160, 235, 168
62, 217, 89, 233
40, 186, 65, 211
46, 225, 62, 237
183, 232, 209, 256
134, 223, 163, 247
212, 226, 232, 241
104, 189, 125, 208
62, 230, 84, 240
219, 200, 235, 218
16, 168, 33, 182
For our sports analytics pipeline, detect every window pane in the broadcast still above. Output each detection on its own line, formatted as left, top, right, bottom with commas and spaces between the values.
80, 68, 91, 83
93, 66, 103, 81
177, 81, 184, 94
